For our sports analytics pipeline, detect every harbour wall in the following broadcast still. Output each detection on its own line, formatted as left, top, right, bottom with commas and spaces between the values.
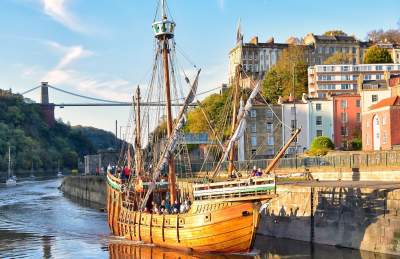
258, 185, 400, 255
59, 176, 107, 206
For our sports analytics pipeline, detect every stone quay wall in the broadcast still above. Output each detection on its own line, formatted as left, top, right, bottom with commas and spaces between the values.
258, 185, 400, 255
60, 176, 107, 206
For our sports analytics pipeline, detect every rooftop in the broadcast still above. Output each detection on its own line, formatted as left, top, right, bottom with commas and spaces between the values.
371, 96, 400, 110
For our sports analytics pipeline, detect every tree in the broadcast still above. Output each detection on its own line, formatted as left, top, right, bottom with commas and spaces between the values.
363, 45, 393, 64
367, 29, 400, 44
324, 52, 353, 65
262, 45, 308, 103
324, 30, 348, 36
309, 136, 334, 156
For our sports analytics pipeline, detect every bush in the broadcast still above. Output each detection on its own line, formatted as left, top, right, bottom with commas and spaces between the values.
309, 136, 334, 156
351, 137, 362, 150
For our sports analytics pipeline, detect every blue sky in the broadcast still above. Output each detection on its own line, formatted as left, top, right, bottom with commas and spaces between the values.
0, 0, 399, 133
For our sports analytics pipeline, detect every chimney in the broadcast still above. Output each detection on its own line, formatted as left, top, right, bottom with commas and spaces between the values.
302, 93, 308, 103
250, 36, 258, 45
288, 93, 293, 102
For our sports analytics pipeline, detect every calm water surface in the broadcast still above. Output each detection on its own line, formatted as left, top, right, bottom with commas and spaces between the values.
0, 178, 398, 258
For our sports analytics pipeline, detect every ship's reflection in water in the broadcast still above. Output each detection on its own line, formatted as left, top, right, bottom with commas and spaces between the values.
0, 179, 397, 259
108, 235, 397, 259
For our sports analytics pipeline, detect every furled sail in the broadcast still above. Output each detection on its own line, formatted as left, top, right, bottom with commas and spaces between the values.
211, 81, 260, 177
140, 69, 200, 208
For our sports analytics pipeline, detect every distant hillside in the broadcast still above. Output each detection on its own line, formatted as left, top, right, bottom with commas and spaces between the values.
0, 89, 117, 171
72, 126, 118, 151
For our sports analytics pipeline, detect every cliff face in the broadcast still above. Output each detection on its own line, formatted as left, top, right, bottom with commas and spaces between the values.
0, 89, 116, 171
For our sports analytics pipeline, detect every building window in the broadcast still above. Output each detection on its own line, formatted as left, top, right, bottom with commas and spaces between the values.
383, 132, 388, 144
315, 103, 322, 111
356, 112, 361, 123
250, 109, 257, 118
376, 74, 382, 80
251, 135, 257, 146
265, 109, 273, 118
290, 120, 297, 129
341, 84, 350, 90
341, 112, 348, 123
316, 116, 322, 126
356, 100, 361, 107
266, 147, 274, 155
341, 126, 348, 136
291, 107, 296, 115
266, 122, 273, 133
352, 47, 356, 54
341, 100, 347, 109
382, 115, 387, 125
365, 74, 372, 80
376, 65, 383, 70
372, 95, 378, 102
251, 123, 257, 133
341, 141, 348, 149
316, 130, 323, 137
266, 135, 274, 145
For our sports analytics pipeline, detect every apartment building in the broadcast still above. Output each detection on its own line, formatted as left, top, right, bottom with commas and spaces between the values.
228, 37, 288, 88
238, 102, 282, 160
308, 64, 400, 98
303, 33, 367, 65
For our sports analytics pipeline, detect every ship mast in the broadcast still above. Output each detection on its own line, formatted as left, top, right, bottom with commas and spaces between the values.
134, 86, 143, 175
153, 0, 177, 203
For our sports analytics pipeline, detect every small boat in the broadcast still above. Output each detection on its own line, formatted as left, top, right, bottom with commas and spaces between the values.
57, 171, 63, 177
5, 146, 16, 186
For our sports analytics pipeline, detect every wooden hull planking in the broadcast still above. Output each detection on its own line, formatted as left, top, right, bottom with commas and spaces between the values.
106, 173, 260, 253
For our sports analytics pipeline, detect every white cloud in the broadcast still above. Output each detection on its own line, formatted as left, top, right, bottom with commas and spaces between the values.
42, 41, 133, 102
42, 0, 85, 33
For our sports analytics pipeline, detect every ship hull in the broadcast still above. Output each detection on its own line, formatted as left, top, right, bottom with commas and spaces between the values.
106, 173, 260, 253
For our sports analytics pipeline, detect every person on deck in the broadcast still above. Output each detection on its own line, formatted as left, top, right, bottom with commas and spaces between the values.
251, 166, 257, 177
173, 200, 180, 214
165, 200, 171, 214
160, 200, 166, 213
256, 168, 263, 177
123, 166, 131, 179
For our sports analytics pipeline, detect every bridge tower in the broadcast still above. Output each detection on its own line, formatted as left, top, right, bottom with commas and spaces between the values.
40, 82, 55, 127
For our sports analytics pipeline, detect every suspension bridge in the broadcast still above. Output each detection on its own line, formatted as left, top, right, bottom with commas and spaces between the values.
20, 82, 205, 108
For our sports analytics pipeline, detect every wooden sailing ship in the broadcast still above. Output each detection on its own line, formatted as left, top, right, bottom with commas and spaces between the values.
107, 0, 300, 253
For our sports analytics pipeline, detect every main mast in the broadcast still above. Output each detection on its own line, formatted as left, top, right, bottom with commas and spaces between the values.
152, 0, 177, 203
228, 65, 241, 174
134, 86, 143, 175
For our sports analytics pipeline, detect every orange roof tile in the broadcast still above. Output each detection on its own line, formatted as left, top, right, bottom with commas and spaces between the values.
371, 96, 400, 110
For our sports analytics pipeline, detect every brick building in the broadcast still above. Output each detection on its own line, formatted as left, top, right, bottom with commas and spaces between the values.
362, 96, 400, 151
332, 94, 361, 149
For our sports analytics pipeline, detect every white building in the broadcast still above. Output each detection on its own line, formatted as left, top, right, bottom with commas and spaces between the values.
280, 95, 334, 154
308, 64, 400, 98
229, 36, 288, 88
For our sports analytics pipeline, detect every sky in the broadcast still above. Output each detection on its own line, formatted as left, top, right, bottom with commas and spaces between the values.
0, 0, 399, 134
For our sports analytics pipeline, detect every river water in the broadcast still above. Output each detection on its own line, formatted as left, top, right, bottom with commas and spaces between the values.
0, 178, 398, 259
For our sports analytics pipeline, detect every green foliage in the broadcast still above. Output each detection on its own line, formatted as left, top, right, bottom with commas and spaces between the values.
364, 46, 393, 64
185, 87, 234, 138
351, 137, 362, 150
309, 136, 334, 156
0, 89, 116, 171
324, 52, 353, 65
324, 30, 348, 36
262, 46, 308, 103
